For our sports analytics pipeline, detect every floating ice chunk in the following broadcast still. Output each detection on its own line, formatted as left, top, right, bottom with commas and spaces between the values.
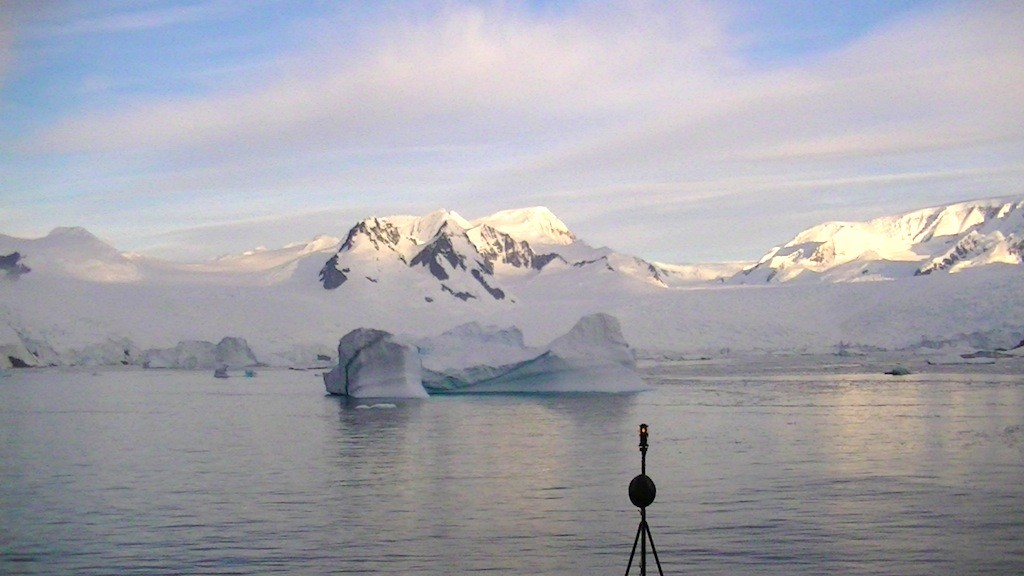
925, 354, 997, 365
547, 312, 637, 367
324, 313, 647, 397
418, 322, 539, 391
424, 313, 647, 394
324, 328, 428, 398
143, 337, 259, 369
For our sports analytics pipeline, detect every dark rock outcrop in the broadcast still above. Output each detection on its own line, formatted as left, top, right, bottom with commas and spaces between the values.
319, 255, 349, 289
0, 252, 30, 279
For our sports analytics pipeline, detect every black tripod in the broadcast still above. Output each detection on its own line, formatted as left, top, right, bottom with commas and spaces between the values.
625, 423, 665, 576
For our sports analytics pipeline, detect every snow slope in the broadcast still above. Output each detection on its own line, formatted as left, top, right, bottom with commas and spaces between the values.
0, 227, 144, 283
2, 198, 1023, 367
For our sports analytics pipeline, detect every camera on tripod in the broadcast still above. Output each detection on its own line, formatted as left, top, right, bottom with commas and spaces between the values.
625, 422, 664, 576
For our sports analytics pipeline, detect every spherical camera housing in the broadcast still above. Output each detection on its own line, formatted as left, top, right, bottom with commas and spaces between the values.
628, 473, 657, 508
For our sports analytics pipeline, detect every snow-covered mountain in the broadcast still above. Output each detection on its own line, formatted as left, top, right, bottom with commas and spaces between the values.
2, 198, 1023, 368
734, 197, 1024, 283
0, 226, 145, 283
0, 228, 342, 286
316, 206, 666, 302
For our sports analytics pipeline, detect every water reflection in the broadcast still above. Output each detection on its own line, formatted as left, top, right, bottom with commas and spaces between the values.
3, 366, 1022, 575
325, 392, 642, 574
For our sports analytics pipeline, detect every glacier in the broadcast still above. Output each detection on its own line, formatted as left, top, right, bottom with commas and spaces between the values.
1, 324, 39, 368
323, 313, 648, 398
2, 199, 1024, 369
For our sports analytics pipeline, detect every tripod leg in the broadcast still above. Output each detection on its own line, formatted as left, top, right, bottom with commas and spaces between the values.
641, 520, 647, 575
624, 521, 643, 576
643, 522, 665, 576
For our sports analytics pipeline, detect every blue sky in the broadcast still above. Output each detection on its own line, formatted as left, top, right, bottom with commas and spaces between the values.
2, 0, 1022, 262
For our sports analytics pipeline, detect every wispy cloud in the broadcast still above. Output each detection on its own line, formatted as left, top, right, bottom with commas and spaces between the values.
6, 0, 1024, 261
28, 2, 737, 153
34, 0, 235, 36
476, 2, 1024, 213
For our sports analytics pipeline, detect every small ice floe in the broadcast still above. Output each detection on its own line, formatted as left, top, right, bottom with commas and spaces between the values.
355, 403, 397, 410
926, 354, 996, 365
884, 366, 912, 376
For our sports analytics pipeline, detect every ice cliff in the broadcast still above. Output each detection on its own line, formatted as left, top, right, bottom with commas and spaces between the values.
323, 313, 648, 398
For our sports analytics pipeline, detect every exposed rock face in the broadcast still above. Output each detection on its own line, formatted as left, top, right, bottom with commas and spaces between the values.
0, 252, 31, 279
471, 225, 559, 271
342, 218, 403, 254
440, 284, 475, 301
318, 255, 349, 289
315, 206, 669, 299
470, 269, 505, 300
326, 214, 511, 301
319, 219, 406, 289
410, 224, 467, 281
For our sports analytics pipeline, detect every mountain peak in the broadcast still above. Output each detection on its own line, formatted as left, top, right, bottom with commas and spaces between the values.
471, 207, 576, 246
47, 226, 101, 241
340, 217, 403, 254
407, 210, 472, 243
296, 234, 341, 255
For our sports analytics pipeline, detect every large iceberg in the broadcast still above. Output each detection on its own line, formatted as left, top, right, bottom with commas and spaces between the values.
323, 329, 428, 398
323, 313, 648, 398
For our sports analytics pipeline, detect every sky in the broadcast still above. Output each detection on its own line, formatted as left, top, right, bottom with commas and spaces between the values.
1, 0, 1022, 263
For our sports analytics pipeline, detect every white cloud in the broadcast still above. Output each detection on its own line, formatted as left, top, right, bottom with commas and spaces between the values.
8, 0, 1024, 261
476, 1, 1024, 200
33, 0, 236, 36
28, 2, 738, 154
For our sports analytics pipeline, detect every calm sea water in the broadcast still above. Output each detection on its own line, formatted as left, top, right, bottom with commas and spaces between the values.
1, 357, 1023, 575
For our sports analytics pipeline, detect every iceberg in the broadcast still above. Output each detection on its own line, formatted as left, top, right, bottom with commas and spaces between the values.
323, 329, 428, 398
143, 337, 260, 369
323, 313, 648, 397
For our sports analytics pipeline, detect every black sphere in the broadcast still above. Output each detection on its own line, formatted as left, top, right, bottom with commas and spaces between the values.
628, 474, 656, 508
